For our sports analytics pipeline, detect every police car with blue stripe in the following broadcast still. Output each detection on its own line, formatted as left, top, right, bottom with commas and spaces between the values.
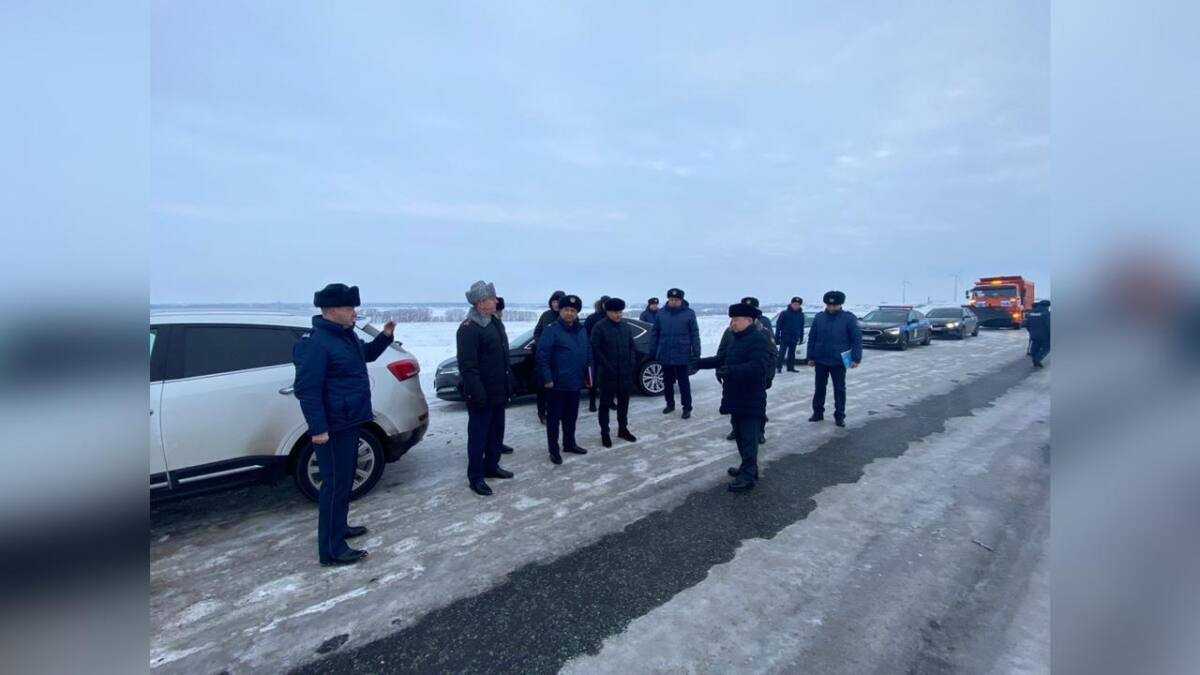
858, 306, 933, 350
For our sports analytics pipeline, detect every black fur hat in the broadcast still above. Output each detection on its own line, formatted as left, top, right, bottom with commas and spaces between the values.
647, 297, 660, 305
548, 290, 566, 308
728, 302, 761, 319
823, 290, 846, 305
560, 294, 583, 311
740, 296, 760, 308
314, 283, 361, 308
667, 288, 685, 300
790, 296, 803, 304
604, 297, 626, 312
496, 297, 505, 312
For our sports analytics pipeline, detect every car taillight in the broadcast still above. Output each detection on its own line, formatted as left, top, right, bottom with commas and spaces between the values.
387, 359, 420, 382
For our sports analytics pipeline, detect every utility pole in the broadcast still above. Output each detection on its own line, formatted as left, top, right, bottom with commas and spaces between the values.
952, 273, 960, 303
901, 279, 911, 304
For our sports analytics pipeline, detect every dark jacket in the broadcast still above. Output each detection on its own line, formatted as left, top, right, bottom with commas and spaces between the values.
590, 317, 639, 395
649, 300, 701, 366
534, 309, 558, 344
697, 326, 773, 418
455, 315, 513, 407
537, 318, 592, 390
717, 320, 777, 387
293, 316, 394, 436
776, 308, 806, 344
757, 313, 774, 335
805, 309, 863, 367
1025, 305, 1051, 342
639, 308, 659, 324
584, 311, 605, 337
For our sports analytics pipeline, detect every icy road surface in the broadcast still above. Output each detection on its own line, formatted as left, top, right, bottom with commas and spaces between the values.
150, 328, 1048, 673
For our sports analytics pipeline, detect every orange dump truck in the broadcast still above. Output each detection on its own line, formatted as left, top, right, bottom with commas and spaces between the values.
965, 276, 1036, 328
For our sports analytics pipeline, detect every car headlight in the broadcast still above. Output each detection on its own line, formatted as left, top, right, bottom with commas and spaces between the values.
946, 322, 958, 328
885, 327, 900, 335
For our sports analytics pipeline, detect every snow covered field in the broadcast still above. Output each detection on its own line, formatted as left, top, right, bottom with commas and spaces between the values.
150, 327, 1047, 673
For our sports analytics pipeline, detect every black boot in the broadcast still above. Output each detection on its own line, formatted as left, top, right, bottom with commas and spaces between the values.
564, 445, 588, 454
500, 444, 514, 454
728, 477, 756, 492
485, 467, 514, 479
835, 417, 846, 427
617, 429, 637, 443
549, 451, 562, 465
681, 408, 692, 419
662, 404, 676, 414
321, 548, 368, 566
727, 467, 740, 477
808, 413, 823, 422
470, 481, 493, 496
345, 525, 368, 539
601, 432, 612, 448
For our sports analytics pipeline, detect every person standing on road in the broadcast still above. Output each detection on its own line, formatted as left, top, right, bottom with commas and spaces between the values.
1025, 299, 1051, 367
717, 297, 776, 443
775, 296, 806, 373
583, 296, 610, 413
590, 297, 640, 448
640, 297, 660, 324
537, 294, 593, 464
293, 283, 396, 567
533, 290, 567, 425
649, 287, 701, 419
697, 301, 774, 492
806, 290, 862, 427
456, 281, 516, 497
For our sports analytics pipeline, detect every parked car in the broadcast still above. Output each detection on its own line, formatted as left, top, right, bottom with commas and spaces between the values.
149, 312, 429, 502
925, 306, 979, 339
858, 306, 932, 350
434, 317, 666, 401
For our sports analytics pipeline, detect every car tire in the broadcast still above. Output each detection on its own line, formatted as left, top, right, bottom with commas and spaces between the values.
293, 428, 386, 503
637, 361, 666, 396
897, 333, 908, 351
921, 330, 931, 346
971, 325, 979, 337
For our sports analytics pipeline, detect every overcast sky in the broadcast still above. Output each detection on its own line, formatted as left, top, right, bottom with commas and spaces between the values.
151, 1, 1049, 306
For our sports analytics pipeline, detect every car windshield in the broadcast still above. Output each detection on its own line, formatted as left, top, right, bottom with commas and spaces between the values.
972, 286, 1018, 298
926, 308, 962, 318
863, 310, 908, 323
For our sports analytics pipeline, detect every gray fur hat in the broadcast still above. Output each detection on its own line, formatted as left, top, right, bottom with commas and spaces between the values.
466, 280, 497, 305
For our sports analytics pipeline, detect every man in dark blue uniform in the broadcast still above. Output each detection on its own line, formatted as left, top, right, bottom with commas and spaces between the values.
698, 301, 774, 492
537, 294, 593, 464
456, 281, 516, 496
806, 290, 863, 428
1025, 299, 1051, 367
640, 297, 660, 324
533, 290, 567, 425
293, 283, 395, 566
649, 288, 701, 419
775, 296, 806, 373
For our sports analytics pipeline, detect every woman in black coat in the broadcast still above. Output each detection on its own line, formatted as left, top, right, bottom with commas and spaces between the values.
590, 298, 639, 447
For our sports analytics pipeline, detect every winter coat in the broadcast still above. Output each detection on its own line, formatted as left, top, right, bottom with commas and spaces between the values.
455, 312, 513, 407
639, 308, 659, 324
717, 320, 777, 388
533, 309, 558, 344
584, 310, 605, 337
697, 326, 773, 418
757, 313, 774, 336
648, 300, 701, 366
1025, 306, 1051, 342
536, 318, 593, 391
805, 309, 863, 367
590, 317, 639, 396
775, 308, 806, 344
292, 315, 394, 436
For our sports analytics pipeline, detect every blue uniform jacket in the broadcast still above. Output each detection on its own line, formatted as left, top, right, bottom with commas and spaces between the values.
536, 318, 593, 390
292, 316, 393, 436
805, 310, 863, 367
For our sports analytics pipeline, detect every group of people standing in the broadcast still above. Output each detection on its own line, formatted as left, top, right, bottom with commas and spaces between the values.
292, 280, 865, 565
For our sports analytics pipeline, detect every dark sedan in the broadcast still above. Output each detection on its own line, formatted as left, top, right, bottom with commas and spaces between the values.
434, 317, 665, 402
925, 306, 979, 339
858, 306, 932, 350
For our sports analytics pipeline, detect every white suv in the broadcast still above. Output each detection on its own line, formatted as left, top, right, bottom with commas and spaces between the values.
149, 312, 429, 502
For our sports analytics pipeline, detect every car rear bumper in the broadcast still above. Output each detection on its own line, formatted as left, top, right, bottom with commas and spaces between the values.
386, 420, 427, 461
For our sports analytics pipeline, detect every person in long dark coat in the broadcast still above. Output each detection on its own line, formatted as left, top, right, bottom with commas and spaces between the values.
717, 296, 776, 443
806, 290, 863, 427
1025, 299, 1051, 367
697, 301, 774, 492
293, 283, 395, 566
533, 290, 566, 424
536, 294, 592, 464
590, 297, 640, 447
456, 281, 516, 496
583, 296, 610, 412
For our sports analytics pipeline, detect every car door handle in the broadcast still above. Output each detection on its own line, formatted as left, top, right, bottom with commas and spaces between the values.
278, 387, 294, 395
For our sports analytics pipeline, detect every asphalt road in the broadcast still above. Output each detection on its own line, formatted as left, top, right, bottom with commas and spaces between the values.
151, 329, 1048, 673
